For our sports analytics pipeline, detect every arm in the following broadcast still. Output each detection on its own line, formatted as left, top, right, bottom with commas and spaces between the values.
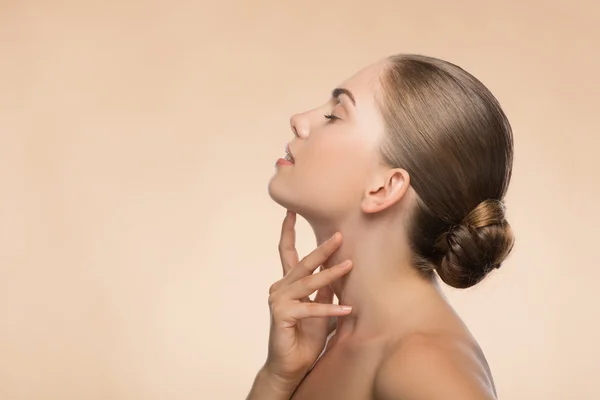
246, 212, 353, 400
373, 335, 497, 400
246, 366, 299, 400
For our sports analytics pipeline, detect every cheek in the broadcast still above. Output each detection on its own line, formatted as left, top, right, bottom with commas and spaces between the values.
308, 133, 373, 168
301, 138, 373, 194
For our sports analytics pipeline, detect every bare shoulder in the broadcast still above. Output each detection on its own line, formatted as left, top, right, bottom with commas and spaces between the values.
373, 332, 497, 400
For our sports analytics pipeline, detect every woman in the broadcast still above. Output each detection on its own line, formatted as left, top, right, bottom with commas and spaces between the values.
247, 54, 514, 400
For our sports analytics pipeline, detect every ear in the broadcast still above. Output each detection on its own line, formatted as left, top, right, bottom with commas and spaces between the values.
361, 168, 410, 214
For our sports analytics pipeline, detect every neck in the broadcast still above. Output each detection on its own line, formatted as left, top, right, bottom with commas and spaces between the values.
307, 213, 448, 341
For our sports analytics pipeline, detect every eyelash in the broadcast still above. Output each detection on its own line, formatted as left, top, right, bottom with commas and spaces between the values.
324, 114, 339, 122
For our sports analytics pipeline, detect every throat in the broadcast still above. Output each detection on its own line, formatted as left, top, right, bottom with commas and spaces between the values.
332, 268, 444, 340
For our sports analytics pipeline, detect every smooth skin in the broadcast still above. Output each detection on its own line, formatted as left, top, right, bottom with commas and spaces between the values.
247, 213, 496, 400
248, 60, 498, 400
247, 212, 351, 400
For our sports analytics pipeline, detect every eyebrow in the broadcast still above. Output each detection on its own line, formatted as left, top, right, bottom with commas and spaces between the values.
332, 87, 356, 106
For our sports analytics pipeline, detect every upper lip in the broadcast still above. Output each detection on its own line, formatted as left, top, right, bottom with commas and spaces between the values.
285, 145, 295, 163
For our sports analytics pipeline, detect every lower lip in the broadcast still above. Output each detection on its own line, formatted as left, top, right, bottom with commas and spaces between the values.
276, 158, 294, 166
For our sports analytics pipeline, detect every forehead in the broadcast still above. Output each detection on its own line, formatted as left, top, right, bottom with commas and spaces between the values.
336, 60, 388, 146
338, 61, 387, 107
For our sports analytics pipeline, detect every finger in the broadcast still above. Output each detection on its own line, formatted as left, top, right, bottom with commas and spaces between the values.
279, 302, 353, 326
278, 210, 299, 275
300, 266, 328, 304
284, 260, 352, 300
314, 282, 334, 305
315, 285, 339, 335
285, 232, 343, 283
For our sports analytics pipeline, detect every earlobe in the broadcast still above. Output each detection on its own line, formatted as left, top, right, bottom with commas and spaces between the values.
361, 169, 410, 214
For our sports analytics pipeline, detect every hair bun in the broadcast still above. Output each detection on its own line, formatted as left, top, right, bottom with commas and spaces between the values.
435, 199, 515, 289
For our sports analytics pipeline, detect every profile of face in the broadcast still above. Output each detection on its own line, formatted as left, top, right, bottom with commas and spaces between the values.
267, 54, 515, 289
267, 61, 393, 225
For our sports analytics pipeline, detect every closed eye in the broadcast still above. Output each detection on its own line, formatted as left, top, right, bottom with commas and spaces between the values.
324, 114, 340, 122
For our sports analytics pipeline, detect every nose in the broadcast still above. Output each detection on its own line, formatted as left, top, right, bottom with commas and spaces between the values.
289, 113, 309, 138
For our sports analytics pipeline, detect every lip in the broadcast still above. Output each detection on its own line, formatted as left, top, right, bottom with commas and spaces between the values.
285, 145, 295, 163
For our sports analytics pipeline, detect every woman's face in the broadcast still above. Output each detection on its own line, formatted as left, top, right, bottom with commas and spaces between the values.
268, 61, 389, 222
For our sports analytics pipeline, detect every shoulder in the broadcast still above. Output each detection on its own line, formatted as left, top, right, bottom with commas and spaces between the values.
373, 332, 497, 400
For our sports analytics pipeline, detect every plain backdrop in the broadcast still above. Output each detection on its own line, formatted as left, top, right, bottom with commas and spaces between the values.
1, 0, 599, 399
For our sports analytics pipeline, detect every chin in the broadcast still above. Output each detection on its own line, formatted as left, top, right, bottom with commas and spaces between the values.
267, 174, 297, 211
267, 173, 347, 223
267, 176, 308, 217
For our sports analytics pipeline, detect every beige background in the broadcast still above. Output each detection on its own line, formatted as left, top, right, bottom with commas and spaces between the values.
1, 0, 599, 399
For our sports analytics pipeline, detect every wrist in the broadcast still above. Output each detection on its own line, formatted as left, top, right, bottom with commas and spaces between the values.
246, 366, 301, 400
258, 365, 302, 393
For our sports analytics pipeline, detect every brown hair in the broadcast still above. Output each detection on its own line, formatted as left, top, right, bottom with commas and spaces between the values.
377, 54, 515, 289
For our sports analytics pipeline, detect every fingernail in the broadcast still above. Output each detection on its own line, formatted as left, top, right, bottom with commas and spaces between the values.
339, 305, 352, 312
327, 232, 338, 242
340, 260, 352, 268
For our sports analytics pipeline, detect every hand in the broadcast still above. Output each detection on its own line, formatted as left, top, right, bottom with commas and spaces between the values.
263, 211, 353, 387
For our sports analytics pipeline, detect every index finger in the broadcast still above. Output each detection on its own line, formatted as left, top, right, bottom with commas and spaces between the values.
284, 232, 342, 283
278, 210, 299, 275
